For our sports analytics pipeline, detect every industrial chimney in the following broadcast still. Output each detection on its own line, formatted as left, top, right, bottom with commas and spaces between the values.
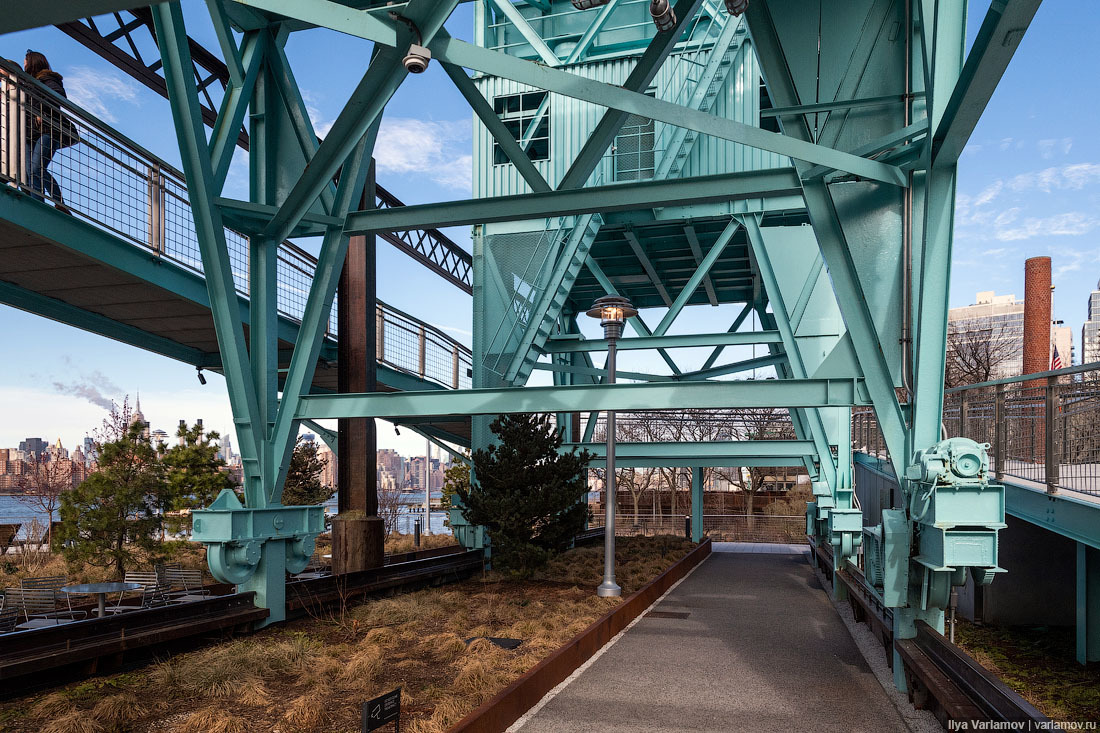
1022, 256, 1052, 377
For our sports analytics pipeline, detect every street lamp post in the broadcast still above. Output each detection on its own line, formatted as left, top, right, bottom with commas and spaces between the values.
586, 295, 637, 598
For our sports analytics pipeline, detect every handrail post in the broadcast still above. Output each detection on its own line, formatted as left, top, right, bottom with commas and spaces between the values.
958, 389, 969, 439
376, 306, 385, 364
418, 326, 426, 378
1046, 375, 1059, 494
147, 165, 165, 254
994, 383, 1005, 481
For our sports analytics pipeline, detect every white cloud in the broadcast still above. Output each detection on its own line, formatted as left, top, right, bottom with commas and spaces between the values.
1037, 137, 1073, 159
374, 118, 472, 192
64, 66, 139, 123
1007, 163, 1100, 193
993, 208, 1100, 242
973, 180, 1002, 206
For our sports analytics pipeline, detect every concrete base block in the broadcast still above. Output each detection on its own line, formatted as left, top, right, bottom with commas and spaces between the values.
331, 516, 384, 575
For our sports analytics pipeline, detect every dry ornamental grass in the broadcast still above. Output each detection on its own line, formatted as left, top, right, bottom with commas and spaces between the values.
0, 536, 695, 733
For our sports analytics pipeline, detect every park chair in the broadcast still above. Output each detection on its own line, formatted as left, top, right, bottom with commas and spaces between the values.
20, 575, 88, 624
5, 587, 85, 629
104, 571, 170, 614
0, 605, 20, 633
157, 564, 211, 602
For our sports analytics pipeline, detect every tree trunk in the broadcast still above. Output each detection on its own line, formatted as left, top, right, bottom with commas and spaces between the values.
631, 491, 640, 526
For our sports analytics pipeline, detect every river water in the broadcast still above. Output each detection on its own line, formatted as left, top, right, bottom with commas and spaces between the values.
1, 492, 452, 539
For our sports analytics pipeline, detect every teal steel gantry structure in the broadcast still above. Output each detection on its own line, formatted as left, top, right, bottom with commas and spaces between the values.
4, 0, 1041, 688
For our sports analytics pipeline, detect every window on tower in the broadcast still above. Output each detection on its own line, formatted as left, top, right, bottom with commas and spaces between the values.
492, 91, 550, 165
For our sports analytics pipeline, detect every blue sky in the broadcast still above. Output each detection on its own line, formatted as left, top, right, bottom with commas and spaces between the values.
1, 2, 1097, 456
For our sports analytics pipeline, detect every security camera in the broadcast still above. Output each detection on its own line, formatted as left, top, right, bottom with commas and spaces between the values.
403, 44, 431, 74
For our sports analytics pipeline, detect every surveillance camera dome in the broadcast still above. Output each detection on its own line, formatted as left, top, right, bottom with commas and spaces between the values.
403, 43, 431, 74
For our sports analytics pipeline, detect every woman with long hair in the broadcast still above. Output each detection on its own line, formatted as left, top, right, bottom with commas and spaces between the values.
23, 50, 73, 213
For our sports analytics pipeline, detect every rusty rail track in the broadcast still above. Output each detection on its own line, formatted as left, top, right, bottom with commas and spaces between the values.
811, 539, 1048, 727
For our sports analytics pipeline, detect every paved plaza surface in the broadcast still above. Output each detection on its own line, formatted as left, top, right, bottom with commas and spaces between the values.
515, 546, 907, 732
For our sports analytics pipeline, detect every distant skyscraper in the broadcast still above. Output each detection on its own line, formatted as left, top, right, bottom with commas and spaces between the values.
1084, 278, 1100, 366
948, 291, 1025, 378
132, 393, 150, 439
18, 437, 47, 458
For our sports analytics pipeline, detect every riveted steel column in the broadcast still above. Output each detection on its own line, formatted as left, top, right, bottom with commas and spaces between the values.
1045, 375, 1059, 494
691, 467, 703, 544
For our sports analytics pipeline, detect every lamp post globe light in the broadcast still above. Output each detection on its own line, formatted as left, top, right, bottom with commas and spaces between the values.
585, 295, 637, 597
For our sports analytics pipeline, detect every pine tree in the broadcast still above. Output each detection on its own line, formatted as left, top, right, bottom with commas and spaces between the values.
281, 437, 334, 506
56, 421, 167, 577
458, 414, 592, 575
162, 422, 237, 530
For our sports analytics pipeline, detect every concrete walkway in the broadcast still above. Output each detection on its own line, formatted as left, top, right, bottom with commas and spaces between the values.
514, 548, 907, 732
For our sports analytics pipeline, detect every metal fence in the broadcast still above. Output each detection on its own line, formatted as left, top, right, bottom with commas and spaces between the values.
589, 512, 807, 543
0, 61, 471, 390
853, 364, 1100, 497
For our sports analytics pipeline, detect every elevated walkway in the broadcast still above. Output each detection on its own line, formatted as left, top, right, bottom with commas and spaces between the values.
0, 63, 472, 445
516, 548, 907, 732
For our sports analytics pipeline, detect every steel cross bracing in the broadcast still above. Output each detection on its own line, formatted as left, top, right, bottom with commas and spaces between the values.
3, 1, 1041, 639
55, 8, 473, 294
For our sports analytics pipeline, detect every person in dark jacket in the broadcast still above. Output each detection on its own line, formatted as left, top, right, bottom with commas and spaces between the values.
23, 50, 72, 213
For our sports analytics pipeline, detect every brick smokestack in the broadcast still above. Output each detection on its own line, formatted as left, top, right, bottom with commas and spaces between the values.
1023, 256, 1052, 376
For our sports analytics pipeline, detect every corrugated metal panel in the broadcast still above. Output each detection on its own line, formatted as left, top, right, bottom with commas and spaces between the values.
474, 44, 788, 201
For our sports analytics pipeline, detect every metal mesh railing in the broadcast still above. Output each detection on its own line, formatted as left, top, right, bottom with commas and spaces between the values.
852, 365, 1100, 497
0, 61, 470, 390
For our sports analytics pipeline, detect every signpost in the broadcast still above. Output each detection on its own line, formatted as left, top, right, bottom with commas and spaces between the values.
363, 687, 401, 732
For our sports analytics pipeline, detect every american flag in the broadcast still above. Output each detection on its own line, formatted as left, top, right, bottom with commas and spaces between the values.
1051, 344, 1063, 370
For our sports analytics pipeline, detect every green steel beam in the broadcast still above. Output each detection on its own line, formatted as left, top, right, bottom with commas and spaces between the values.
154, 1, 265, 490
544, 330, 782, 353
802, 122, 927, 181
747, 0, 909, 477
678, 353, 786, 381
580, 440, 814, 468
531, 361, 673, 383
398, 423, 471, 465
575, 440, 816, 461
683, 225, 719, 306
485, 0, 560, 66
343, 168, 803, 233
700, 302, 753, 370
430, 36, 907, 187
788, 253, 824, 331
931, 0, 1041, 166
2, 1, 166, 33
210, 30, 266, 190
623, 230, 672, 307
301, 419, 338, 453
653, 218, 739, 336
295, 377, 871, 419
262, 0, 458, 244
761, 94, 914, 119
558, 0, 705, 189
230, 0, 399, 46
805, 0, 897, 152
564, 0, 623, 64
263, 34, 336, 213
442, 62, 551, 194
206, 0, 244, 84
911, 2, 965, 452
269, 137, 372, 504
742, 215, 836, 488
0, 279, 208, 366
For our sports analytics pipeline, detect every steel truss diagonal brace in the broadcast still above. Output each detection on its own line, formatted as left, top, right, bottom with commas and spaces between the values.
741, 215, 838, 488
153, 1, 265, 503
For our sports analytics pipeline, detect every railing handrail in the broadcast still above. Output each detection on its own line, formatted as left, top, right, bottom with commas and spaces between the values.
944, 362, 1100, 394
0, 61, 471, 383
